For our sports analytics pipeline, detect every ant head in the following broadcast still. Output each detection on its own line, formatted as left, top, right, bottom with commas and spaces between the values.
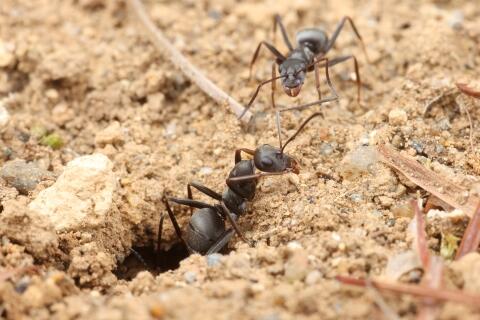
254, 144, 299, 174
256, 112, 324, 175
279, 59, 306, 97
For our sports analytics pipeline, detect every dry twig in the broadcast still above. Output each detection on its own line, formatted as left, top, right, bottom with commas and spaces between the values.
336, 276, 480, 308
412, 200, 430, 268
127, 0, 252, 123
377, 145, 480, 217
365, 279, 400, 320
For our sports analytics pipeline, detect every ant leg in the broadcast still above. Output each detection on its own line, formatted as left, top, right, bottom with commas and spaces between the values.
235, 148, 255, 163
226, 171, 289, 184
129, 248, 148, 267
273, 14, 294, 51
188, 182, 222, 201
169, 197, 216, 210
325, 16, 370, 63
322, 55, 362, 103
187, 182, 222, 215
239, 74, 284, 120
270, 63, 284, 150
220, 203, 253, 247
314, 57, 322, 100
275, 111, 283, 151
206, 229, 235, 254
156, 213, 165, 254
271, 62, 277, 111
249, 41, 285, 81
162, 197, 193, 254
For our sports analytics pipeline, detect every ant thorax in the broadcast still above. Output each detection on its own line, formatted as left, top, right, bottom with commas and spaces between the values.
226, 160, 256, 200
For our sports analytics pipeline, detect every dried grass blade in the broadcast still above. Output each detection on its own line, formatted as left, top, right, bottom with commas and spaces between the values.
377, 145, 479, 217
456, 202, 480, 260
127, 0, 252, 123
457, 83, 480, 99
336, 276, 480, 308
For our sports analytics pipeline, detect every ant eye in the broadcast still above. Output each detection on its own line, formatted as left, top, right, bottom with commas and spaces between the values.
261, 157, 273, 167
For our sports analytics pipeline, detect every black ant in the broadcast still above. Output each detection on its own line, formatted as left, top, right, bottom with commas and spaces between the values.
239, 14, 370, 119
159, 112, 325, 255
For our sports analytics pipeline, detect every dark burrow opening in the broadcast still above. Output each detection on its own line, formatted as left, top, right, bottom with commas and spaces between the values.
115, 243, 189, 280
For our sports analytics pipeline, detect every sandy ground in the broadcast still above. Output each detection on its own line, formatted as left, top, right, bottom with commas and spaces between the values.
1, 0, 480, 319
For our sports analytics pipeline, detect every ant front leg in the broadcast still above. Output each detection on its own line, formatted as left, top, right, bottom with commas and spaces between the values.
279, 57, 339, 113
226, 171, 290, 184
249, 41, 285, 81
235, 148, 255, 163
239, 75, 284, 120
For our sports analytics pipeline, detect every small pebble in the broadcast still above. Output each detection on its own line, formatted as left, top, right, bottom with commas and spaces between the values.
183, 271, 197, 284
206, 253, 222, 267
284, 249, 309, 282
319, 143, 334, 156
305, 270, 322, 285
378, 196, 394, 207
391, 134, 404, 148
0, 102, 10, 131
0, 41, 15, 67
94, 121, 125, 146
448, 10, 464, 30
14, 276, 31, 294
437, 118, 451, 131
411, 141, 424, 154
338, 146, 378, 179
164, 121, 176, 137
207, 9, 222, 21
388, 108, 408, 126
199, 166, 213, 176
386, 218, 396, 227
286, 241, 302, 251
350, 193, 363, 202
435, 144, 445, 154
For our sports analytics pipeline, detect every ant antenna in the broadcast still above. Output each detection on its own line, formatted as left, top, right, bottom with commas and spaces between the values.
275, 111, 283, 150
240, 74, 287, 120
129, 248, 148, 268
280, 112, 323, 153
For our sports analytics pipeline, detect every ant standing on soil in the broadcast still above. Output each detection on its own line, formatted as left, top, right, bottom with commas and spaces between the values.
239, 14, 370, 119
160, 112, 325, 255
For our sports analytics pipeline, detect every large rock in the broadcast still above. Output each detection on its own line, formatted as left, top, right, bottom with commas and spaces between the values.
28, 154, 118, 232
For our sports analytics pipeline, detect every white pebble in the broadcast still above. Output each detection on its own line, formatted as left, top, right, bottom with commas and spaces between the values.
388, 109, 408, 126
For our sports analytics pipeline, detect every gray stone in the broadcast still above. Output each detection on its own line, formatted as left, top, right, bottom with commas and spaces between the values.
1, 159, 53, 194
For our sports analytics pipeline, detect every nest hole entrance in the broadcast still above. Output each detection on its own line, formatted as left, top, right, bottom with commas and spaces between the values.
115, 243, 189, 280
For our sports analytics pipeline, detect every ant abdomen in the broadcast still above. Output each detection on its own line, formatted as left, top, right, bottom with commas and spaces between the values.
296, 28, 329, 55
186, 208, 225, 254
